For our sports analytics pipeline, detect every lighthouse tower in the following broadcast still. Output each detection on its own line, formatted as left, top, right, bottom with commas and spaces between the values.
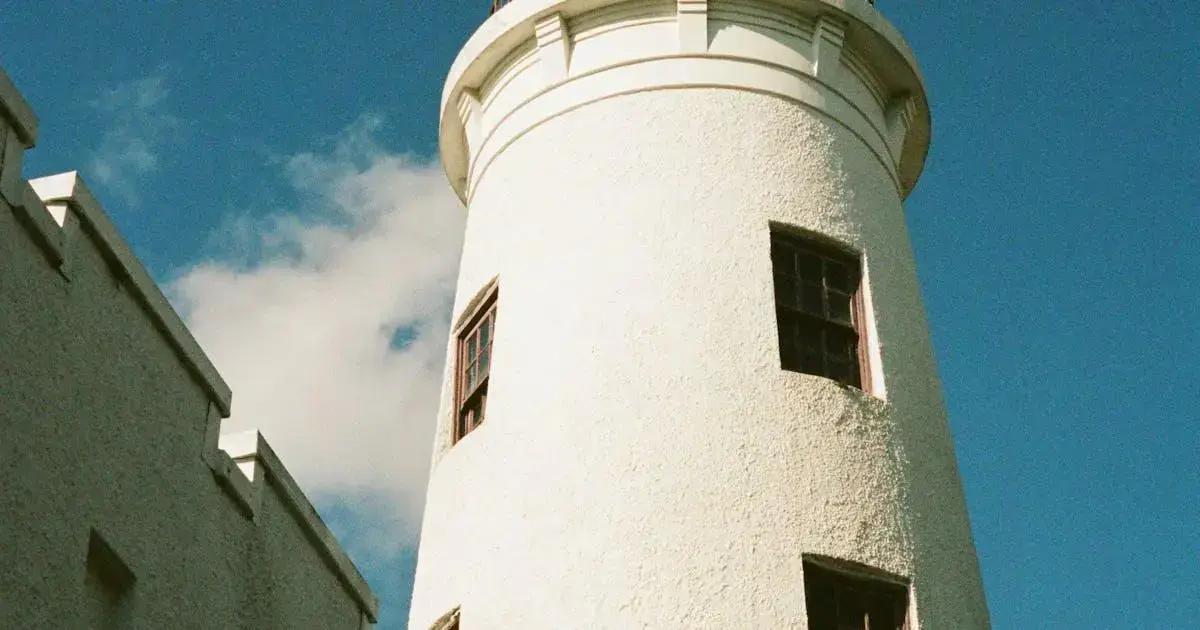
409, 0, 989, 628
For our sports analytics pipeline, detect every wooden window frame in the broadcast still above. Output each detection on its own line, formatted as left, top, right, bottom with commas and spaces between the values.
429, 606, 461, 630
770, 229, 872, 392
453, 284, 498, 444
803, 557, 910, 630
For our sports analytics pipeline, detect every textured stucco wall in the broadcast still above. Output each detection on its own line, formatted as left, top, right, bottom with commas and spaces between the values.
411, 2, 988, 628
0, 104, 372, 627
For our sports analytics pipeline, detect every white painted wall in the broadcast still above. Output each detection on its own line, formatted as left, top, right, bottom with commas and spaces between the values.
0, 68, 376, 629
411, 1, 988, 628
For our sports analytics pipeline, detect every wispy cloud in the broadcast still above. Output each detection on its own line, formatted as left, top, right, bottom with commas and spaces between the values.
88, 75, 180, 203
169, 116, 464, 607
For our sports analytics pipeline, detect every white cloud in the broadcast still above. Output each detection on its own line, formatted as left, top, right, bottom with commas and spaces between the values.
170, 115, 465, 546
88, 75, 180, 202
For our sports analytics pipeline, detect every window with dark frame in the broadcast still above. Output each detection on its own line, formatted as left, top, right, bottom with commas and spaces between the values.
771, 230, 868, 389
804, 560, 909, 630
455, 288, 497, 443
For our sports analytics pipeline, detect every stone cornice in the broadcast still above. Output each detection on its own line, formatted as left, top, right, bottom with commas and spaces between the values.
440, 0, 930, 201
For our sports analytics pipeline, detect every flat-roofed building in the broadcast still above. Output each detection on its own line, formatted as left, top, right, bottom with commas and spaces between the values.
0, 67, 378, 629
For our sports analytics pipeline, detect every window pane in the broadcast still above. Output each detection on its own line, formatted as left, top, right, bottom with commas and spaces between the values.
466, 361, 478, 390
836, 588, 866, 629
828, 291, 852, 324
826, 260, 850, 292
771, 241, 794, 274
467, 334, 477, 362
774, 274, 796, 308
826, 328, 855, 356
802, 282, 824, 315
777, 313, 799, 370
826, 357, 851, 384
805, 574, 838, 630
797, 253, 821, 282
867, 593, 899, 630
479, 346, 491, 378
480, 314, 491, 348
800, 328, 824, 374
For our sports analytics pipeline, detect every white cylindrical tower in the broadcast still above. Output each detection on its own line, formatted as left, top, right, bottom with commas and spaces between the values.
410, 1, 989, 628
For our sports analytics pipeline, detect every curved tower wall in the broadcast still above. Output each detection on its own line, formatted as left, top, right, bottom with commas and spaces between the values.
411, 1, 989, 627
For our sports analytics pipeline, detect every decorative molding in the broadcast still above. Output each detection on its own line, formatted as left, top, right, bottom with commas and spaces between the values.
442, 0, 931, 201
465, 56, 902, 203
884, 93, 917, 160
456, 89, 483, 161
811, 15, 846, 82
534, 13, 572, 83
678, 0, 709, 53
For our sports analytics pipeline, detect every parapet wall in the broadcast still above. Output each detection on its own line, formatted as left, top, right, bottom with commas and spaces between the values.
0, 66, 377, 628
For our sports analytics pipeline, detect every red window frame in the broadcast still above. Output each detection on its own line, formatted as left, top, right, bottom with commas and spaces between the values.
454, 286, 498, 443
770, 230, 871, 391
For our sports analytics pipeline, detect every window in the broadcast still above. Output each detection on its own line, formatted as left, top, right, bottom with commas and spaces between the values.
804, 559, 908, 630
430, 606, 461, 630
771, 230, 868, 389
455, 286, 497, 443
84, 529, 135, 629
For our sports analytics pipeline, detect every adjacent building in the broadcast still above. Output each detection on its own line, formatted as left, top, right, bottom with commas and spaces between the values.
0, 68, 378, 628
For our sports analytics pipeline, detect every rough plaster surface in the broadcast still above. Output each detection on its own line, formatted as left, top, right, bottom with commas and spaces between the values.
0, 93, 374, 627
410, 2, 989, 628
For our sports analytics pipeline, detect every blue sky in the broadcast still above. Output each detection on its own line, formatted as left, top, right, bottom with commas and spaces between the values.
3, 1, 1197, 627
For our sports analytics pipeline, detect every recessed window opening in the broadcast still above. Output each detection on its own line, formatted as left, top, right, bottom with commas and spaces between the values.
84, 529, 135, 629
454, 285, 497, 443
770, 229, 870, 390
803, 558, 909, 630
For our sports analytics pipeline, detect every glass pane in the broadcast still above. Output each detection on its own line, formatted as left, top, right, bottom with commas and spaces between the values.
828, 291, 852, 324
458, 409, 470, 439
466, 361, 477, 390
797, 253, 821, 282
805, 576, 838, 630
836, 589, 867, 630
826, 328, 853, 355
826, 357, 851, 383
771, 242, 794, 273
778, 314, 799, 370
802, 282, 824, 315
466, 335, 477, 362
774, 274, 796, 307
800, 330, 823, 374
867, 594, 899, 630
480, 314, 491, 347
826, 260, 850, 292
479, 346, 491, 378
